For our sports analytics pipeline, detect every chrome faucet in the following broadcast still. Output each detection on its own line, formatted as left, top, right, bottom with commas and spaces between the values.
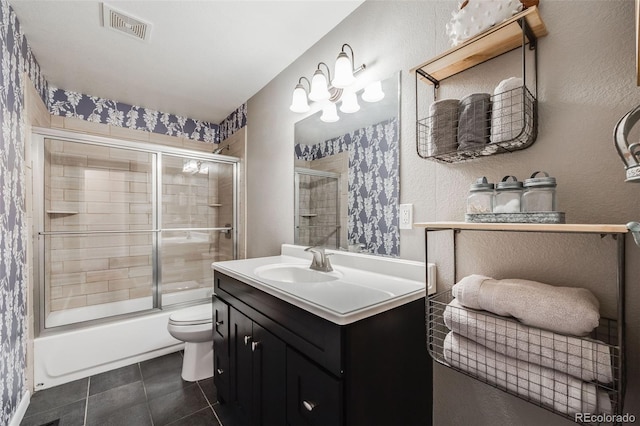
304, 246, 333, 272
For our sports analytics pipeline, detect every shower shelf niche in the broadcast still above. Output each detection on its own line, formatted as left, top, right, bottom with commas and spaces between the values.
300, 214, 318, 218
46, 210, 78, 215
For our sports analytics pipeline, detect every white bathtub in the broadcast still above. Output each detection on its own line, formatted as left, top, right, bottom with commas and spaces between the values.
34, 289, 212, 390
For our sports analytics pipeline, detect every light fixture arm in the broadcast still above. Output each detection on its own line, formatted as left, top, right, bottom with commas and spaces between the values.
316, 62, 332, 82
297, 76, 311, 92
341, 43, 366, 74
316, 62, 343, 103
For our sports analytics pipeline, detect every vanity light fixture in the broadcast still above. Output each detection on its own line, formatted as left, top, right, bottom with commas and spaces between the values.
289, 77, 311, 113
309, 62, 332, 102
182, 159, 208, 175
320, 102, 340, 123
332, 44, 365, 88
289, 43, 369, 119
339, 90, 360, 114
362, 80, 385, 103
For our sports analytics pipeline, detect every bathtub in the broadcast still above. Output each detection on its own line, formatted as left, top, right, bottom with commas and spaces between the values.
33, 288, 212, 390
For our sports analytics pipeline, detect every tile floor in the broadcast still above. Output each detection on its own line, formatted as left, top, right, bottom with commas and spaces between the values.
20, 351, 224, 426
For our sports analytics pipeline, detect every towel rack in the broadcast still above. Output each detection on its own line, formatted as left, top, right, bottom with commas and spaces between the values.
416, 222, 628, 425
410, 7, 548, 163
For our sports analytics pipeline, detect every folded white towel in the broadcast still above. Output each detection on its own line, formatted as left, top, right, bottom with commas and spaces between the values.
444, 332, 612, 416
491, 77, 524, 143
452, 275, 600, 336
444, 299, 613, 383
427, 99, 459, 155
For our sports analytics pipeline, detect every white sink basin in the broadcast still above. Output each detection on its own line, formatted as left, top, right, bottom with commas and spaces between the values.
254, 264, 343, 283
213, 245, 428, 325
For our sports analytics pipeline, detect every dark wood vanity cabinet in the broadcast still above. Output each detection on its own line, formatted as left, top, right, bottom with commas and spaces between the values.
213, 271, 432, 426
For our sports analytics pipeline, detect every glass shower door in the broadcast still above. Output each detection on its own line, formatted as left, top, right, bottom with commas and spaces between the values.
160, 155, 235, 307
42, 138, 156, 328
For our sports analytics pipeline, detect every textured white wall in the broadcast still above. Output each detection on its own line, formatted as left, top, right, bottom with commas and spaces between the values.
246, 1, 640, 423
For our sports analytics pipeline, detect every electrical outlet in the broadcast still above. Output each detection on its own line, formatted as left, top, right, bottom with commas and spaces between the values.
399, 204, 413, 229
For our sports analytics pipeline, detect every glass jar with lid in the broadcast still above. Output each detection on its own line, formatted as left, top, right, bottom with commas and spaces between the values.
494, 175, 523, 213
522, 171, 557, 212
466, 177, 494, 214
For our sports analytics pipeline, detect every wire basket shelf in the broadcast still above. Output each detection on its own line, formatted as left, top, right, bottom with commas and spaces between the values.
417, 86, 537, 163
427, 290, 623, 425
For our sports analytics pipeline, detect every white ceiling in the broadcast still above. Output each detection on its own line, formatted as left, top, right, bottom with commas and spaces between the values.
11, 1, 364, 123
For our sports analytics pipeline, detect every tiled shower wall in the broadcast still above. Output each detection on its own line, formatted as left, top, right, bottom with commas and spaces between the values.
297, 174, 340, 249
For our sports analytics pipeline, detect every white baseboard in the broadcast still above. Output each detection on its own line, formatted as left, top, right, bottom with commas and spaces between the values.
9, 390, 31, 426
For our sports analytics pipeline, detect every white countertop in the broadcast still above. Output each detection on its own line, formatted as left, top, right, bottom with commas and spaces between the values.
212, 244, 428, 325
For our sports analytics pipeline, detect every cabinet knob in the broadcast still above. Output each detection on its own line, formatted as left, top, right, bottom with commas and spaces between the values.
216, 368, 224, 375
302, 400, 317, 412
215, 320, 224, 326
251, 341, 261, 352
244, 335, 252, 345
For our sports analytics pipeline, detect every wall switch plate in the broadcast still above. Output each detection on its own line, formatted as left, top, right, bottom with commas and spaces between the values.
399, 204, 413, 229
427, 263, 437, 295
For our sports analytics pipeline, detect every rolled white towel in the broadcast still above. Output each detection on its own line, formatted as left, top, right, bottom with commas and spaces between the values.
444, 332, 612, 416
427, 99, 459, 155
444, 298, 613, 383
451, 275, 600, 336
491, 77, 524, 143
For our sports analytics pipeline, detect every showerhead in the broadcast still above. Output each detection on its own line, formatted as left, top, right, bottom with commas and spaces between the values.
212, 145, 225, 154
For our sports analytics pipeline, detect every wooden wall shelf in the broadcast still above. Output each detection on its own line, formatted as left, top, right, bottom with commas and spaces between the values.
415, 221, 629, 234
411, 6, 548, 85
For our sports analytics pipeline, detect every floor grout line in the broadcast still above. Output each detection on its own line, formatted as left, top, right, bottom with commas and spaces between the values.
83, 377, 90, 426
138, 362, 155, 426
29, 352, 214, 426
195, 378, 224, 426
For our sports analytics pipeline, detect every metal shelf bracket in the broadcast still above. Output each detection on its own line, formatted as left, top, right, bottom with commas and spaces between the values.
626, 221, 640, 246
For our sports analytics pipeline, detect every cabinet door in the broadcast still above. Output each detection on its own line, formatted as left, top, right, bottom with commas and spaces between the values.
287, 348, 342, 426
253, 322, 286, 426
212, 297, 229, 403
230, 307, 254, 425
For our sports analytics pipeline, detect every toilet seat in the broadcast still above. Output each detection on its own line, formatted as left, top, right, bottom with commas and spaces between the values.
168, 304, 212, 326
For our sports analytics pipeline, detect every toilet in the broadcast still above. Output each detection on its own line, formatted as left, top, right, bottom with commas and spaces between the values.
167, 303, 214, 382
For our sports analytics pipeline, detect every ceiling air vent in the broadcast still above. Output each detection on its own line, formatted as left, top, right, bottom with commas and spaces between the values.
102, 3, 152, 42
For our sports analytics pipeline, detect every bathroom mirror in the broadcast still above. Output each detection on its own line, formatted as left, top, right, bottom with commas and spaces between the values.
293, 71, 400, 257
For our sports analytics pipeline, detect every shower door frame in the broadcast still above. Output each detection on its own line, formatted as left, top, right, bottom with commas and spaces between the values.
294, 167, 341, 249
31, 127, 239, 336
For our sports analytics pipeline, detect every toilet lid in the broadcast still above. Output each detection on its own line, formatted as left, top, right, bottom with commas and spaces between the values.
168, 304, 212, 326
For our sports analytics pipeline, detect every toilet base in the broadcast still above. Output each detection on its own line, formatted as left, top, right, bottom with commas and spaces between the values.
181, 341, 214, 382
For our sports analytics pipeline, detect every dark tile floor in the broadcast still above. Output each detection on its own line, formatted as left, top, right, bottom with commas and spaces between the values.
20, 351, 223, 426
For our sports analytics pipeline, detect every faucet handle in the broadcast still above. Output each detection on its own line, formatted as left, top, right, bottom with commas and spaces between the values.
304, 246, 324, 253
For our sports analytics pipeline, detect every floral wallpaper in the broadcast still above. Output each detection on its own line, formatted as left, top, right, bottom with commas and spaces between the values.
0, 0, 38, 423
295, 118, 399, 256
48, 90, 248, 144
49, 88, 219, 143
219, 102, 247, 142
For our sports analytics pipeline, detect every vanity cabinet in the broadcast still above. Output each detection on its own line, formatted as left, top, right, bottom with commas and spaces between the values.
213, 297, 286, 425
213, 271, 432, 426
212, 299, 230, 403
